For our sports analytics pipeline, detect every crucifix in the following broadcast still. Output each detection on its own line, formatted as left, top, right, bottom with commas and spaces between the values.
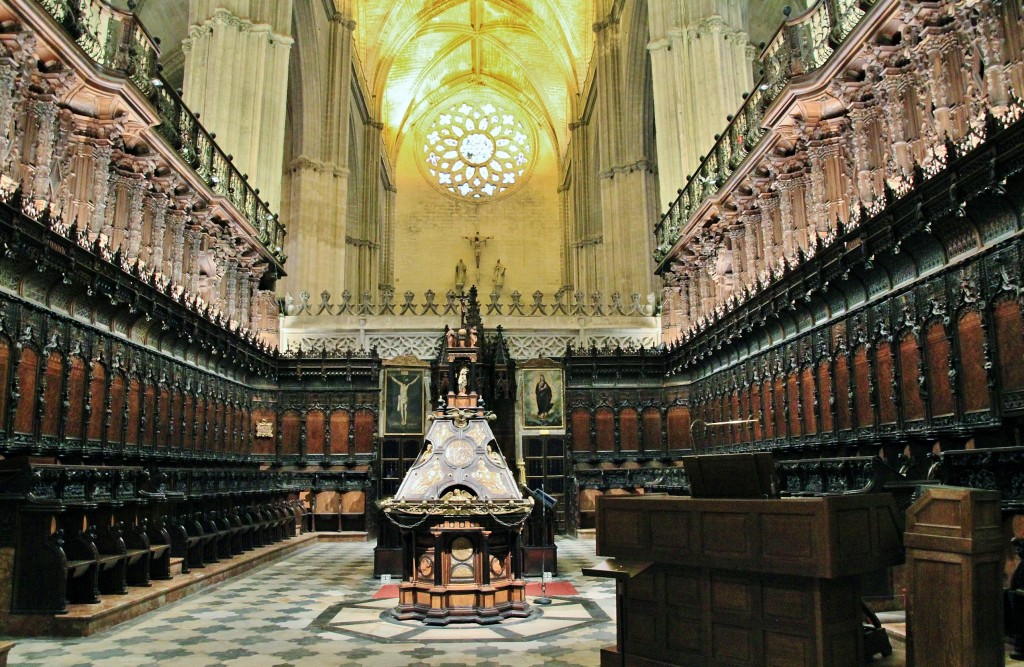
463, 232, 492, 284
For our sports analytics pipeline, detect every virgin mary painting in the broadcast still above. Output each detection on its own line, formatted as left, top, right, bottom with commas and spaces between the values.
522, 368, 563, 429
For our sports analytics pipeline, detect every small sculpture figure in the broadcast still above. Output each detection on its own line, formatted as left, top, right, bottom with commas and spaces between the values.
493, 259, 506, 292
457, 366, 469, 394
455, 259, 467, 293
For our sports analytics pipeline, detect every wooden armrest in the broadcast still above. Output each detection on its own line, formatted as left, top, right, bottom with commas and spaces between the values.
582, 559, 654, 581
65, 559, 94, 576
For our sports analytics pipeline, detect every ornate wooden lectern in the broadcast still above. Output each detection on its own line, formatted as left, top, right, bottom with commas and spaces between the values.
586, 494, 904, 667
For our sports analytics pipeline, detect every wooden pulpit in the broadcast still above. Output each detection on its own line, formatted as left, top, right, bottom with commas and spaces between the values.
586, 494, 904, 667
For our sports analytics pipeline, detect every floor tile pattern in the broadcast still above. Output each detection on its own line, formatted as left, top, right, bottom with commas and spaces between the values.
4, 537, 617, 667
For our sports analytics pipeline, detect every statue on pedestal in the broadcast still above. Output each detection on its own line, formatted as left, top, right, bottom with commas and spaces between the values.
455, 259, 467, 294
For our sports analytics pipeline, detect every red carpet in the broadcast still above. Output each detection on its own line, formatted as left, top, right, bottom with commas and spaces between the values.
372, 581, 578, 599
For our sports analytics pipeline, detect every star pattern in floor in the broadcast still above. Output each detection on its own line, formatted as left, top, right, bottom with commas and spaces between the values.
4, 537, 617, 667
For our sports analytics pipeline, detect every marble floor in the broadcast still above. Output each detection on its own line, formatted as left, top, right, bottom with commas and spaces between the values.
3, 537, 1022, 667
4, 537, 617, 667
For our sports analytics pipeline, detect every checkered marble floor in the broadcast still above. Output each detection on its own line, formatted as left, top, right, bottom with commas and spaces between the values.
4, 537, 617, 667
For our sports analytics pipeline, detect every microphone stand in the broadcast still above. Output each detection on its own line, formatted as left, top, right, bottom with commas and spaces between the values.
535, 483, 551, 605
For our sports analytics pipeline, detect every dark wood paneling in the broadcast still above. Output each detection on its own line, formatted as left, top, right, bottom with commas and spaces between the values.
40, 352, 62, 437
958, 311, 990, 413
354, 409, 374, 454
596, 408, 615, 452
281, 410, 300, 456
572, 409, 592, 453
86, 363, 106, 442
306, 409, 325, 456
65, 356, 85, 440
876, 344, 896, 425
619, 408, 638, 452
926, 322, 955, 418
995, 300, 1024, 393
13, 347, 39, 435
330, 409, 350, 455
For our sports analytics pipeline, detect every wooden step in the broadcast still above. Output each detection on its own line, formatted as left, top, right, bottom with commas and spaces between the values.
168, 557, 184, 578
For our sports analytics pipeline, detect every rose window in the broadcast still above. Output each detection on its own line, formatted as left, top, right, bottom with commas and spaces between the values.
421, 101, 534, 200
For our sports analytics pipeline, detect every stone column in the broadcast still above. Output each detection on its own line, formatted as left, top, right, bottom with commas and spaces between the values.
594, 8, 658, 297
167, 207, 188, 283
182, 0, 293, 211
278, 12, 354, 298
29, 99, 57, 206
647, 0, 754, 209
124, 177, 146, 262
185, 228, 203, 296
89, 143, 112, 238
743, 210, 760, 285
146, 192, 168, 272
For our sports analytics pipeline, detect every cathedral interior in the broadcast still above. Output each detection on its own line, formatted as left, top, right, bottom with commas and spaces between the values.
0, 0, 1022, 665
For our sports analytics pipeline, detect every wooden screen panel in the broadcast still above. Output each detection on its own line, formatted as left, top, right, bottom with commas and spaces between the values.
773, 377, 786, 436
958, 311, 990, 413
816, 363, 833, 433
642, 408, 662, 451
108, 374, 125, 445
761, 380, 775, 438
240, 408, 251, 453
306, 410, 326, 456
737, 391, 749, 444
729, 392, 742, 444
330, 409, 350, 455
183, 394, 195, 450
572, 409, 592, 453
0, 338, 10, 431
125, 378, 141, 445
65, 356, 85, 440
205, 398, 217, 451
169, 389, 183, 450
281, 410, 301, 456
157, 387, 170, 447
926, 322, 955, 417
800, 367, 817, 435
787, 375, 801, 437
899, 335, 925, 421
619, 408, 639, 452
852, 347, 872, 429
41, 352, 63, 437
13, 347, 39, 434
86, 363, 106, 442
876, 343, 897, 425
225, 405, 236, 452
142, 384, 156, 447
751, 385, 764, 441
995, 300, 1024, 393
666, 405, 690, 450
595, 408, 615, 452
354, 409, 374, 454
835, 355, 852, 430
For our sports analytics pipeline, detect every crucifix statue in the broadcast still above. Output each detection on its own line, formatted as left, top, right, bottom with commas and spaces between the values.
464, 232, 492, 284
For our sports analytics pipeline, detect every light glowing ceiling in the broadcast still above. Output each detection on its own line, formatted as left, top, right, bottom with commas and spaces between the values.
355, 0, 595, 160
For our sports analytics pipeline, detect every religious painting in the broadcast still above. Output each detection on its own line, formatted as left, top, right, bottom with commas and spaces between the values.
520, 368, 564, 430
382, 368, 425, 436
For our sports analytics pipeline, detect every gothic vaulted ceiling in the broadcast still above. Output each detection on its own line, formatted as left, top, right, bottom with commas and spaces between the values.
354, 0, 595, 158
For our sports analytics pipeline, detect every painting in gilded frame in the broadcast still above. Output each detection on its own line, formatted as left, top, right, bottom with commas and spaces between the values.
520, 368, 564, 430
382, 368, 425, 436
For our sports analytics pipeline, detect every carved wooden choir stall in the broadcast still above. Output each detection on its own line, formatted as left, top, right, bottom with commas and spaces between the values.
378, 388, 533, 625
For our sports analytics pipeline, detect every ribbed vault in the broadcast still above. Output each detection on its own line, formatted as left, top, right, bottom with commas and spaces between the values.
354, 0, 594, 159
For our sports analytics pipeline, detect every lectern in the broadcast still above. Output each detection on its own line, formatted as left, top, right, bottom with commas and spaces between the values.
586, 494, 903, 667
